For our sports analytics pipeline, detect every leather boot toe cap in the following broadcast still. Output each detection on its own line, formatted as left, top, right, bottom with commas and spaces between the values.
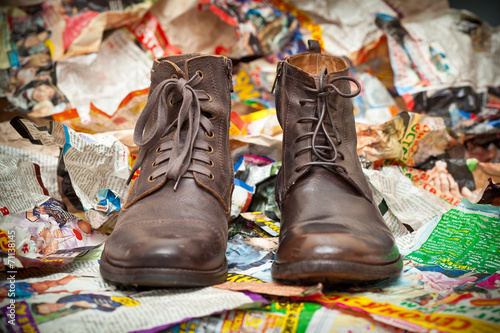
102, 219, 226, 272
275, 226, 400, 266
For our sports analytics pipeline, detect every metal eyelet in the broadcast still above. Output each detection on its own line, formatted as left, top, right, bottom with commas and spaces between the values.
205, 131, 215, 139
152, 161, 158, 168
196, 70, 204, 80
169, 97, 175, 107
147, 175, 155, 182
171, 74, 178, 79
206, 93, 212, 102
207, 145, 214, 154
208, 160, 215, 167
156, 147, 161, 154
207, 173, 215, 181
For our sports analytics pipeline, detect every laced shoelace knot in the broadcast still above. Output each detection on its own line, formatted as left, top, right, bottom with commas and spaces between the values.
128, 71, 215, 190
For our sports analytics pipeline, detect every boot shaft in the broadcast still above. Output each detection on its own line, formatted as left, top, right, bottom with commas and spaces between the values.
125, 54, 234, 213
274, 41, 372, 206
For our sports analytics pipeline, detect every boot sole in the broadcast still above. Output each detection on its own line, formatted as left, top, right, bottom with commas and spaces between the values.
100, 252, 228, 288
271, 256, 403, 285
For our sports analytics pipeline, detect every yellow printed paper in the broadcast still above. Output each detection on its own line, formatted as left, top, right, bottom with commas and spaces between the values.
300, 293, 499, 333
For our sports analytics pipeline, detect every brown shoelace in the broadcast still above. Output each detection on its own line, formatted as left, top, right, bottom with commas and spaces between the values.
128, 72, 214, 189
295, 66, 361, 175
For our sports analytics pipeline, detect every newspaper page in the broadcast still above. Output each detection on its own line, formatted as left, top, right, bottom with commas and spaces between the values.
226, 238, 274, 283
364, 166, 451, 232
385, 9, 500, 95
53, 88, 148, 136
232, 59, 279, 110
399, 165, 463, 206
214, 281, 321, 298
0, 122, 60, 159
166, 300, 405, 333
240, 212, 280, 237
0, 155, 50, 216
0, 7, 14, 70
2, 7, 69, 116
476, 178, 500, 205
471, 162, 500, 194
230, 180, 254, 219
0, 197, 107, 269
230, 134, 283, 163
150, 0, 237, 56
356, 111, 451, 167
403, 198, 500, 274
41, 0, 152, 61
288, 0, 395, 56
0, 145, 59, 201
364, 180, 410, 240
384, 0, 449, 17
201, 0, 298, 59
1, 288, 265, 333
228, 216, 273, 239
56, 28, 152, 122
353, 72, 399, 125
10, 117, 131, 216
231, 155, 281, 219
0, 259, 266, 333
298, 271, 500, 333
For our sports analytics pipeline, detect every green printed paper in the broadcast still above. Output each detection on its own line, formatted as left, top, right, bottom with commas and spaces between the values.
265, 301, 323, 333
406, 201, 500, 273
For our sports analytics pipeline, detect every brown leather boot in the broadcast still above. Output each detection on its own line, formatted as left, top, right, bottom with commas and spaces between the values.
271, 40, 402, 284
100, 54, 234, 287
